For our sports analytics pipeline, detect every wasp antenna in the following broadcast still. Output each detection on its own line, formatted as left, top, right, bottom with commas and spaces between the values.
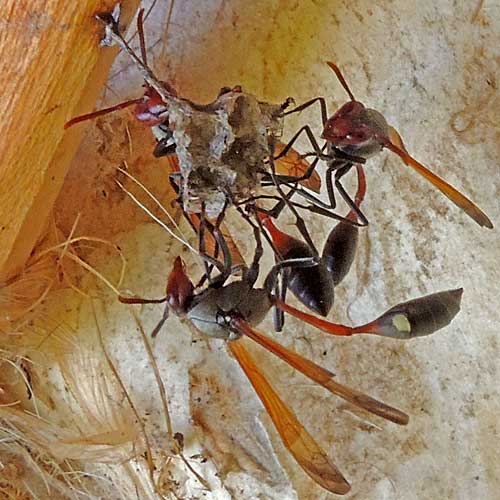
326, 61, 356, 102
64, 98, 143, 129
119, 295, 167, 305
137, 8, 148, 66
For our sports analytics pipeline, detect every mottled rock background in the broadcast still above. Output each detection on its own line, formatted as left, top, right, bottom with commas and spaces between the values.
59, 1, 499, 498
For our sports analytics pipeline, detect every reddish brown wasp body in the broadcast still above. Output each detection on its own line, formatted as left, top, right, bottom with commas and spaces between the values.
278, 61, 493, 228
260, 212, 334, 317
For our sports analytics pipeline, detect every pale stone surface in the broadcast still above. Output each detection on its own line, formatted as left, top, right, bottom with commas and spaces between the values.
56, 0, 500, 498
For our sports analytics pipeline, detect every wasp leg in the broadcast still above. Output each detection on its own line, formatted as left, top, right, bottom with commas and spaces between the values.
283, 97, 329, 127
273, 125, 328, 164
198, 202, 235, 289
169, 174, 229, 287
267, 148, 318, 255
330, 165, 369, 226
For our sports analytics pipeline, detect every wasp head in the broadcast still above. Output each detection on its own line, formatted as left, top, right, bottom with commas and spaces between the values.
135, 81, 176, 125
322, 101, 389, 159
166, 257, 194, 315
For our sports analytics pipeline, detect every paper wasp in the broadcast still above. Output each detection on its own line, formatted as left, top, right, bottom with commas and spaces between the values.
65, 7, 364, 264
274, 61, 493, 229
119, 163, 462, 494
119, 228, 462, 495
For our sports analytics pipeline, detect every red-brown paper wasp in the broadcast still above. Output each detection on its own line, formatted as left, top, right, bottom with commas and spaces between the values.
274, 61, 493, 229
119, 161, 462, 493
119, 237, 462, 494
65, 7, 347, 265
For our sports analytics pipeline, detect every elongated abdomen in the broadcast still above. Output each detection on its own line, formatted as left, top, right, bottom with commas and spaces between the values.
323, 222, 359, 287
359, 288, 463, 339
285, 245, 335, 317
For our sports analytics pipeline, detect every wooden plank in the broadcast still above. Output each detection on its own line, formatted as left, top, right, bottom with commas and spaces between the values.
0, 0, 140, 280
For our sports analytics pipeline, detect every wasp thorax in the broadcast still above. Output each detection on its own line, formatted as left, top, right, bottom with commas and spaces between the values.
186, 282, 272, 339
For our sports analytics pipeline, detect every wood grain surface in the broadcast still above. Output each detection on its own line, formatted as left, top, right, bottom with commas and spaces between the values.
0, 0, 140, 280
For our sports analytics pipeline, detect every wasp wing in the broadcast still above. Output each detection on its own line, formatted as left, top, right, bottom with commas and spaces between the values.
274, 142, 321, 193
387, 126, 408, 154
384, 134, 492, 228
229, 339, 351, 494
233, 318, 408, 425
